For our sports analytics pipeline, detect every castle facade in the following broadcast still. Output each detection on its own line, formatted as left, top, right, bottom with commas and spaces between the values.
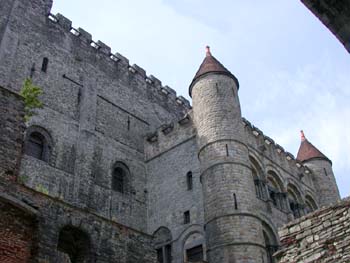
0, 0, 340, 262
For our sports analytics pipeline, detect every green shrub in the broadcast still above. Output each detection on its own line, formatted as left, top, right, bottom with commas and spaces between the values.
20, 78, 43, 122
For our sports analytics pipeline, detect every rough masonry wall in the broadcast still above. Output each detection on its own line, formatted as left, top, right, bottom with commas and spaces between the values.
0, 0, 190, 232
0, 86, 36, 263
0, 202, 37, 263
304, 159, 340, 207
0, 183, 157, 263
275, 198, 350, 263
146, 116, 204, 263
0, 86, 24, 181
0, 85, 156, 263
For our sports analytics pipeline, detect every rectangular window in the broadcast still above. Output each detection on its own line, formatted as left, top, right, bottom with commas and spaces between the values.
165, 245, 171, 263
156, 248, 163, 263
187, 172, 193, 190
41, 57, 49, 72
184, 210, 190, 224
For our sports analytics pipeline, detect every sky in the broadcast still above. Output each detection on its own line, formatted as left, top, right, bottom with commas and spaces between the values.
52, 0, 350, 198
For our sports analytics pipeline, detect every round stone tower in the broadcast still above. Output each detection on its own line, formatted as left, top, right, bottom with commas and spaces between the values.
190, 47, 266, 262
297, 131, 340, 207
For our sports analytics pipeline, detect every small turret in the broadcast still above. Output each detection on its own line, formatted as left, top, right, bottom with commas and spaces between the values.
297, 130, 340, 207
189, 46, 239, 97
191, 47, 266, 263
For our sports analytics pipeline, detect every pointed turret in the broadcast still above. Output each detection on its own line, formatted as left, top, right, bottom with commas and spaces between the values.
189, 46, 239, 97
191, 46, 265, 262
296, 130, 340, 207
297, 130, 330, 163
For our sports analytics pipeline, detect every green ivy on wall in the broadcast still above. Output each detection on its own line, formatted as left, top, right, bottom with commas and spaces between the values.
20, 78, 43, 122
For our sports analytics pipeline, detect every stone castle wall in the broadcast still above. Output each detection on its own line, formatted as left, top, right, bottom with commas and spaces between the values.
0, 0, 191, 233
0, 86, 24, 181
0, 85, 157, 262
0, 0, 342, 262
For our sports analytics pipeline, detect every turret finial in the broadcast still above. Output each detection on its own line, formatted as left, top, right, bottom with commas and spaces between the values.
205, 46, 211, 56
300, 130, 306, 141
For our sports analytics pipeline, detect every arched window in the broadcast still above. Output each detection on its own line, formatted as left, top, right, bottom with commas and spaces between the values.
184, 232, 205, 263
41, 57, 49, 72
153, 227, 172, 263
267, 171, 285, 211
112, 162, 130, 193
26, 132, 44, 159
24, 126, 52, 162
262, 222, 279, 263
250, 156, 265, 200
112, 162, 129, 193
287, 184, 303, 219
264, 232, 276, 263
187, 171, 193, 190
57, 226, 92, 263
305, 195, 317, 214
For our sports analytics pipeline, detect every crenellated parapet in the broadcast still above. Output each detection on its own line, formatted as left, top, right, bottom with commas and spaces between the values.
47, 13, 191, 112
242, 117, 312, 177
145, 112, 195, 161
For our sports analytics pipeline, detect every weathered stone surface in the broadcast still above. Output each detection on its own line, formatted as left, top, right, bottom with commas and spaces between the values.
0, 0, 344, 262
275, 198, 350, 263
0, 86, 24, 181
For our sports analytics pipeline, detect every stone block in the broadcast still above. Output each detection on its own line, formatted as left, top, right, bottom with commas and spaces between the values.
56, 13, 72, 30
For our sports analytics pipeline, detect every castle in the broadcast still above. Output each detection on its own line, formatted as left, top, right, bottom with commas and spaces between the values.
0, 0, 341, 262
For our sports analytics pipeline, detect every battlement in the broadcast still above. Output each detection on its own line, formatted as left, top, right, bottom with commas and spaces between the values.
145, 114, 312, 176
242, 117, 312, 176
47, 12, 191, 111
145, 112, 195, 161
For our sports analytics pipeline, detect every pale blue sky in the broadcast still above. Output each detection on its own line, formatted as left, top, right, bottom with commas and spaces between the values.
52, 1, 350, 197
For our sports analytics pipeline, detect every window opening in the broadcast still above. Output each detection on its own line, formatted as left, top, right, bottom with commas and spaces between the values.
187, 245, 204, 262
41, 57, 49, 72
112, 167, 125, 193
184, 211, 190, 224
187, 172, 193, 190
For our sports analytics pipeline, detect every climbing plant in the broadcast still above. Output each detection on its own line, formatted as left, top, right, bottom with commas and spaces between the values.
20, 78, 43, 122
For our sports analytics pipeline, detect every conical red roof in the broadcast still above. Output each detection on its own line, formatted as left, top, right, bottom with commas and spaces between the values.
189, 46, 239, 97
296, 130, 330, 162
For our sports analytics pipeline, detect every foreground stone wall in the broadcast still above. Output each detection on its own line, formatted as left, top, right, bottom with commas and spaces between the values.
0, 86, 34, 263
0, 201, 37, 263
0, 183, 157, 263
0, 86, 156, 262
275, 198, 350, 263
0, 86, 24, 181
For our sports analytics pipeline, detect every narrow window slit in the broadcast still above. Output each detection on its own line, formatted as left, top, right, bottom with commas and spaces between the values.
187, 171, 193, 190
30, 63, 36, 78
41, 57, 49, 72
324, 168, 328, 176
225, 144, 229, 156
233, 193, 238, 210
184, 211, 190, 224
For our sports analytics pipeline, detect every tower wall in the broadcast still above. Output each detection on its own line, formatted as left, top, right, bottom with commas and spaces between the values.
306, 159, 340, 207
192, 74, 266, 262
